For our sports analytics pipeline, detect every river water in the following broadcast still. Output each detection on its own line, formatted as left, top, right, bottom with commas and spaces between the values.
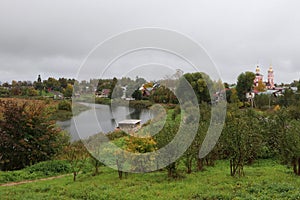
57, 103, 153, 141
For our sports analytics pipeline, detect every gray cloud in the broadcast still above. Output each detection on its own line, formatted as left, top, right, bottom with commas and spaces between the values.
0, 0, 299, 83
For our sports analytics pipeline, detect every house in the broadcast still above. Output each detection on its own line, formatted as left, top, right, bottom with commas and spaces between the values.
139, 82, 160, 96
96, 89, 111, 98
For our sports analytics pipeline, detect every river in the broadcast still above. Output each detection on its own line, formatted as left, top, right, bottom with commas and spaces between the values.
57, 103, 153, 141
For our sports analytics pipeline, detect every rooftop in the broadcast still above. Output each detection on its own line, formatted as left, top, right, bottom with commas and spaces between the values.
118, 119, 141, 125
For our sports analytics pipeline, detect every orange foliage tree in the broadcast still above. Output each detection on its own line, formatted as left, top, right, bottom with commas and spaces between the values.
0, 99, 68, 170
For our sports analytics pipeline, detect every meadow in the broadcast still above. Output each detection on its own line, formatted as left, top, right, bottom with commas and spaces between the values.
1, 159, 300, 200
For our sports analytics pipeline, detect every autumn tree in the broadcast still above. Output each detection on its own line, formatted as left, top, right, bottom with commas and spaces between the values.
150, 85, 178, 104
63, 83, 73, 98
255, 80, 267, 92
0, 100, 68, 170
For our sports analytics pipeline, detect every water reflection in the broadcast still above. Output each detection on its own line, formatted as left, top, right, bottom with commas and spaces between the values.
57, 103, 153, 141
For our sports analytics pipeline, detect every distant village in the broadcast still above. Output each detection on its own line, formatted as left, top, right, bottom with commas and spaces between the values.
0, 66, 299, 107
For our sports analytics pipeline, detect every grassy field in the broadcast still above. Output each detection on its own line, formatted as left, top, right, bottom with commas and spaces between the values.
1, 159, 300, 200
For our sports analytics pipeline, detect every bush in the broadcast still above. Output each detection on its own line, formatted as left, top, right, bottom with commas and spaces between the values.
58, 100, 72, 111
95, 97, 111, 105
0, 87, 10, 97
106, 131, 127, 140
129, 100, 153, 109
0, 160, 72, 184
25, 160, 71, 175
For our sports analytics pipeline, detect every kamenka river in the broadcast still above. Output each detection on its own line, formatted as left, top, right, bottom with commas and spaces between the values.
57, 103, 153, 141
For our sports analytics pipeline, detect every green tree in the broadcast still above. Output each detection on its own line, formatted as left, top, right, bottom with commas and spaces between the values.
221, 109, 262, 176
236, 72, 255, 102
183, 103, 210, 173
279, 120, 300, 175
255, 94, 271, 110
153, 113, 180, 178
230, 88, 240, 105
61, 141, 89, 181
132, 89, 142, 100
177, 72, 212, 104
278, 88, 296, 107
58, 100, 72, 111
27, 87, 39, 96
0, 87, 10, 97
274, 108, 300, 175
44, 77, 61, 91
58, 78, 68, 89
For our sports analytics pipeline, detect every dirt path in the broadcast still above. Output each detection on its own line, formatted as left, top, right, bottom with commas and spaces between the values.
0, 174, 70, 187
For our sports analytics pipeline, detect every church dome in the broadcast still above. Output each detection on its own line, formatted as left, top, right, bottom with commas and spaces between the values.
256, 66, 260, 74
268, 65, 273, 72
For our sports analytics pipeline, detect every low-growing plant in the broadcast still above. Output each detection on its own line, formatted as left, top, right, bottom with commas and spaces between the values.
58, 100, 71, 111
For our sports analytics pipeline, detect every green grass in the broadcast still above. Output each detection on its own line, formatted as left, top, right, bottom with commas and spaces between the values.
1, 160, 300, 200
0, 160, 72, 184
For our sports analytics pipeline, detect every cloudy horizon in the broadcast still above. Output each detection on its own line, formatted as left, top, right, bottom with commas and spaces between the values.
0, 0, 299, 84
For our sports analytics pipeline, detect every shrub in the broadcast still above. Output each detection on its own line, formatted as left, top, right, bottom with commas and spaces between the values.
25, 160, 71, 175
106, 131, 127, 140
0, 160, 72, 184
58, 100, 72, 111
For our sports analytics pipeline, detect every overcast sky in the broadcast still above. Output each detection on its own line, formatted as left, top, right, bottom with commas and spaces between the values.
0, 0, 300, 84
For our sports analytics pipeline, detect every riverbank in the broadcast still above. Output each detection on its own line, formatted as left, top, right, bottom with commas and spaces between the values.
74, 95, 154, 109
98, 98, 154, 109
50, 102, 90, 121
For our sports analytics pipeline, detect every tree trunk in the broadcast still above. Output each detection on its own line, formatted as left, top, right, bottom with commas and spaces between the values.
298, 157, 300, 176
118, 170, 123, 179
292, 159, 297, 175
186, 156, 192, 174
73, 171, 77, 182
167, 163, 177, 178
230, 159, 233, 176
116, 159, 123, 179
197, 158, 203, 171
93, 161, 100, 176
